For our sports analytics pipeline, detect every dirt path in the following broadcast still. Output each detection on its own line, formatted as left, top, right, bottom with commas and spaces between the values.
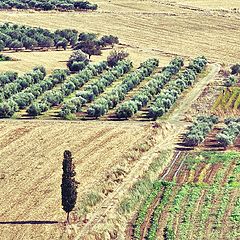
169, 63, 221, 122
74, 62, 221, 239
74, 123, 180, 239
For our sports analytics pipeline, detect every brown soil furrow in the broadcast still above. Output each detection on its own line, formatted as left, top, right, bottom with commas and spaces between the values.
140, 190, 165, 239
204, 162, 236, 238
219, 189, 239, 239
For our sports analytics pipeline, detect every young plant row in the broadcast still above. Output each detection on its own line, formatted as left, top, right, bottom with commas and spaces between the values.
59, 60, 132, 119
115, 57, 184, 119
146, 182, 174, 240
0, 68, 70, 118
217, 118, 240, 147
27, 61, 108, 116
164, 184, 191, 240
86, 58, 159, 118
133, 181, 163, 239
149, 56, 208, 120
184, 115, 219, 147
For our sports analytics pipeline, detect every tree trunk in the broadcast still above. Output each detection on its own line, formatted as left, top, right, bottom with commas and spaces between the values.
67, 212, 70, 224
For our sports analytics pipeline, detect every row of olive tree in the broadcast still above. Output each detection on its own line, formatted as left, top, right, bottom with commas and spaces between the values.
0, 71, 18, 87
0, 23, 119, 54
216, 118, 240, 147
27, 61, 108, 116
59, 60, 133, 119
148, 56, 208, 120
0, 0, 97, 11
0, 23, 78, 51
115, 57, 184, 119
0, 68, 69, 117
86, 58, 159, 118
184, 115, 219, 147
0, 66, 46, 101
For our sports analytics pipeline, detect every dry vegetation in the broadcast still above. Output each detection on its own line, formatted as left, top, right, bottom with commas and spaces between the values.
0, 120, 157, 239
0, 0, 239, 73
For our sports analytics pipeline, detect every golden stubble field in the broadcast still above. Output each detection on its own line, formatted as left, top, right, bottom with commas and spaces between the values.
0, 120, 154, 239
0, 0, 239, 73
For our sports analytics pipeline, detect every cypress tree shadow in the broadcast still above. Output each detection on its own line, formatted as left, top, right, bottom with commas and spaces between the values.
0, 221, 59, 225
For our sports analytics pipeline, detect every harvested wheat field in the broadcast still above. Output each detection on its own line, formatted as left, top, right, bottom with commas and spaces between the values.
0, 120, 172, 239
0, 0, 239, 71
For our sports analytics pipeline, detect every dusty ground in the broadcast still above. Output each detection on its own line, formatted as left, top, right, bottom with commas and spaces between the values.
0, 120, 154, 240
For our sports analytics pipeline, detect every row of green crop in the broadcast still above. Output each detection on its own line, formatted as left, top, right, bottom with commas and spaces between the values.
163, 151, 240, 240
115, 57, 184, 119
59, 60, 132, 119
184, 115, 219, 147
149, 56, 207, 120
210, 158, 240, 238
27, 61, 108, 116
133, 181, 164, 239
86, 58, 159, 118
146, 182, 174, 240
191, 162, 231, 239
216, 117, 240, 147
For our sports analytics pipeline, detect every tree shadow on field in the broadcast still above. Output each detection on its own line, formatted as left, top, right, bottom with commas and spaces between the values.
0, 220, 59, 225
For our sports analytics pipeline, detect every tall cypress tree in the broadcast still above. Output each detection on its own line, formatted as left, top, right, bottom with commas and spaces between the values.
61, 150, 78, 223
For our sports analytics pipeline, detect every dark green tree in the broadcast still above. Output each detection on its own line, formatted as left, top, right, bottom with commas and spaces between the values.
61, 150, 78, 223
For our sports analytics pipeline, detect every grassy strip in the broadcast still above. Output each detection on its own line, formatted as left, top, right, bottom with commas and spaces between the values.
118, 150, 173, 216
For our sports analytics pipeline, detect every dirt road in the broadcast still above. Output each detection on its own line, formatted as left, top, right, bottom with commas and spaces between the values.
74, 63, 221, 239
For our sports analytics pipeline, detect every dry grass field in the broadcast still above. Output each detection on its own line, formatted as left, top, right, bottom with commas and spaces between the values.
0, 120, 157, 239
0, 0, 239, 73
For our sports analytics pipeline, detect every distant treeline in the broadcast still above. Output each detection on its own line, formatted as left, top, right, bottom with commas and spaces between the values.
0, 0, 97, 11
0, 23, 119, 53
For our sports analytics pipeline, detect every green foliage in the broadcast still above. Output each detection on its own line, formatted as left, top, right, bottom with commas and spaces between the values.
216, 118, 240, 147
149, 56, 207, 119
107, 50, 129, 67
0, 0, 98, 11
0, 53, 12, 61
0, 23, 78, 51
224, 76, 237, 87
61, 150, 78, 220
30, 61, 108, 116
231, 63, 240, 75
87, 58, 159, 118
116, 57, 184, 119
185, 115, 219, 147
